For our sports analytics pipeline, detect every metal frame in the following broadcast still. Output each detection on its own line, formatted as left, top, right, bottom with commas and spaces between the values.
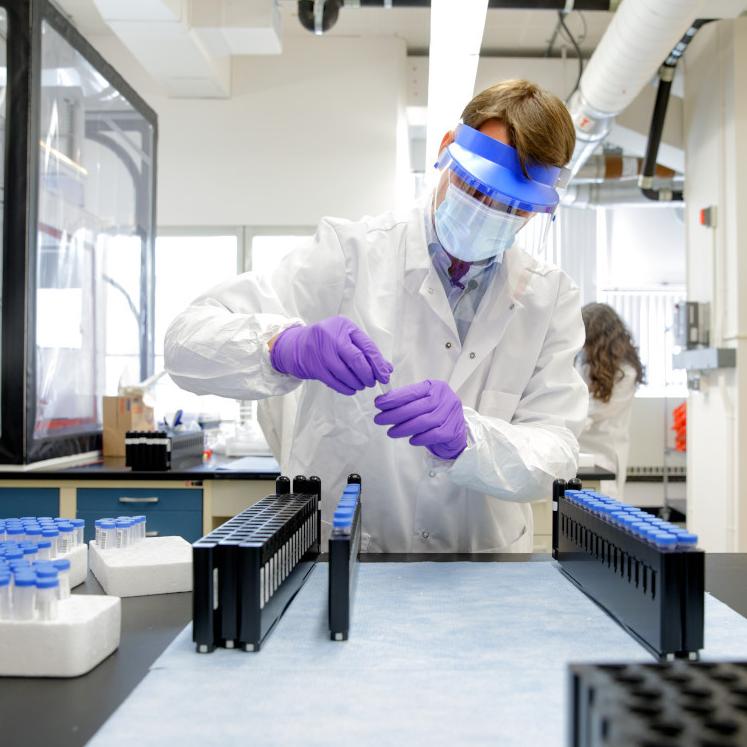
0, 0, 158, 464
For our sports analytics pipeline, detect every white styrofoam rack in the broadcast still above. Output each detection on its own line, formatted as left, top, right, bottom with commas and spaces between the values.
66, 543, 88, 588
0, 594, 121, 677
89, 536, 192, 597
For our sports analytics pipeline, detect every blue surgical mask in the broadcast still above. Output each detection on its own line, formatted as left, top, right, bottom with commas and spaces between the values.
434, 184, 528, 263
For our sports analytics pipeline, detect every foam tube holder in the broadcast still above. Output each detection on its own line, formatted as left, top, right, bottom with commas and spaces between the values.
65, 543, 88, 588
89, 536, 192, 597
0, 595, 121, 677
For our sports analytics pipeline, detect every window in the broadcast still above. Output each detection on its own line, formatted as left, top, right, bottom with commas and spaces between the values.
153, 232, 241, 423
595, 206, 687, 397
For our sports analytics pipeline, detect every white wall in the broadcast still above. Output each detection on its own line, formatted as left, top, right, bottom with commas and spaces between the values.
603, 207, 685, 288
83, 33, 410, 227
683, 18, 747, 551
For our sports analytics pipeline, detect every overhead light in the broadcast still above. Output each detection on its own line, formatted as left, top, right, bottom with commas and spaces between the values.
423, 0, 488, 180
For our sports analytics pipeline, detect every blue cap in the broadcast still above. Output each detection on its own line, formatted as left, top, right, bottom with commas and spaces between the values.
35, 565, 59, 578
24, 527, 42, 537
6, 527, 24, 536
57, 523, 74, 533
13, 572, 36, 587
18, 517, 36, 521
442, 123, 564, 213
115, 519, 132, 528
37, 539, 52, 549
99, 520, 116, 530
52, 559, 71, 571
36, 576, 59, 589
675, 532, 698, 546
37, 517, 53, 522
332, 516, 352, 529
8, 560, 30, 569
0, 574, 10, 587
71, 519, 85, 528
651, 532, 678, 548
41, 528, 59, 538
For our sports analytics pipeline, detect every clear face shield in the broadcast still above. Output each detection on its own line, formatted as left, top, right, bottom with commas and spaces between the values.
433, 124, 570, 263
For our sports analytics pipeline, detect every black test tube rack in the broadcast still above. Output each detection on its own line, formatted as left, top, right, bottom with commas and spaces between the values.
125, 429, 204, 471
328, 473, 363, 641
552, 479, 704, 661
568, 660, 747, 747
192, 474, 321, 653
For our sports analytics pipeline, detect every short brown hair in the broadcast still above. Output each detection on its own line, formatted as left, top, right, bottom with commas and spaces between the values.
461, 79, 575, 173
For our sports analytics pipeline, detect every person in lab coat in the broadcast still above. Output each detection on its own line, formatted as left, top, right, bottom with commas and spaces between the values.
165, 79, 588, 553
576, 303, 644, 498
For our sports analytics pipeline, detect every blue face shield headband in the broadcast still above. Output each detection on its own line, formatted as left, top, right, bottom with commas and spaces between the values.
433, 124, 569, 262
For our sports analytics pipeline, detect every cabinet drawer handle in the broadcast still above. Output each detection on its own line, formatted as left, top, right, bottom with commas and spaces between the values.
145, 531, 159, 537
118, 497, 160, 504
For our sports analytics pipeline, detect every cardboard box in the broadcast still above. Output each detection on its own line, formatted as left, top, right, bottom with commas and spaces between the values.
103, 396, 154, 457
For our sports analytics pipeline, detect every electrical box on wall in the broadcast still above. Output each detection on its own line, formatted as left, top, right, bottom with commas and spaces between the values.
673, 301, 710, 349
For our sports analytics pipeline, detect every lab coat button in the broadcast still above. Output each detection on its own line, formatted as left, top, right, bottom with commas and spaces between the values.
428, 470, 436, 478
469, 352, 476, 359
445, 342, 452, 349
421, 531, 430, 540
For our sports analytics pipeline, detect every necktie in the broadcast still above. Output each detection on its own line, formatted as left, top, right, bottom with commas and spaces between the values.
447, 256, 471, 289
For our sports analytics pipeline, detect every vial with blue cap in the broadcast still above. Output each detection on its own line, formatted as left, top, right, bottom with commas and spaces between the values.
13, 572, 36, 620
52, 558, 71, 599
57, 523, 75, 554
36, 575, 59, 621
0, 573, 11, 619
97, 520, 116, 549
70, 518, 85, 547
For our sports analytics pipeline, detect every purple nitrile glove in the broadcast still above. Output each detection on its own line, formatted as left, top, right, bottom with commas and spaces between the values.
374, 379, 467, 461
270, 316, 393, 396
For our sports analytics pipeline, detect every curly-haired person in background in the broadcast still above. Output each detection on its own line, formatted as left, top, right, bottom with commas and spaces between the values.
576, 303, 645, 499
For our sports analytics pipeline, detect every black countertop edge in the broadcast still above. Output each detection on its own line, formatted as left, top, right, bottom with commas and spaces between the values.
0, 468, 281, 481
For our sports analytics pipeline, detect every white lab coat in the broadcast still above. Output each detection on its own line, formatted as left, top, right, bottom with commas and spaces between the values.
165, 202, 588, 552
576, 360, 638, 499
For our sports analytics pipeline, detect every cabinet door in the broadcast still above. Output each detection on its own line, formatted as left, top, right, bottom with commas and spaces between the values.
77, 487, 202, 543
0, 488, 59, 518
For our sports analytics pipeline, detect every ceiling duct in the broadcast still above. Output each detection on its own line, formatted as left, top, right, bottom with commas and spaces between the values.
566, 0, 700, 178
297, 1, 614, 35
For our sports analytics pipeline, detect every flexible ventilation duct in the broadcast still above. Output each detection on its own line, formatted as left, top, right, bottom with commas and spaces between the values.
567, 0, 700, 178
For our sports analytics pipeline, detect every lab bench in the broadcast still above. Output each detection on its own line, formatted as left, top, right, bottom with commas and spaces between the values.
0, 456, 282, 541
1, 552, 745, 747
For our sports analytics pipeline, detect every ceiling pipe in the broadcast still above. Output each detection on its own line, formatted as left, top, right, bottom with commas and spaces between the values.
574, 154, 675, 184
298, 0, 613, 35
566, 0, 700, 180
563, 180, 685, 207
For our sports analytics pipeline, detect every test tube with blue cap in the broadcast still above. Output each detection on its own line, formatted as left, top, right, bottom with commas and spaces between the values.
0, 573, 11, 619
70, 518, 85, 546
52, 558, 71, 599
13, 571, 36, 620
35, 575, 59, 620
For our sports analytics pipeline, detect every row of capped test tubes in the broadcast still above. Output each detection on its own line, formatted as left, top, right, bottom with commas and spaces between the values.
0, 516, 85, 558
95, 516, 147, 549
0, 553, 72, 621
259, 514, 315, 610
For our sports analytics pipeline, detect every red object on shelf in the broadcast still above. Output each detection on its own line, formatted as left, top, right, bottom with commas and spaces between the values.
672, 402, 687, 452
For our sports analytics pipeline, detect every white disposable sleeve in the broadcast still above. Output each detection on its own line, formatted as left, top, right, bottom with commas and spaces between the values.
440, 274, 589, 502
164, 219, 347, 400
